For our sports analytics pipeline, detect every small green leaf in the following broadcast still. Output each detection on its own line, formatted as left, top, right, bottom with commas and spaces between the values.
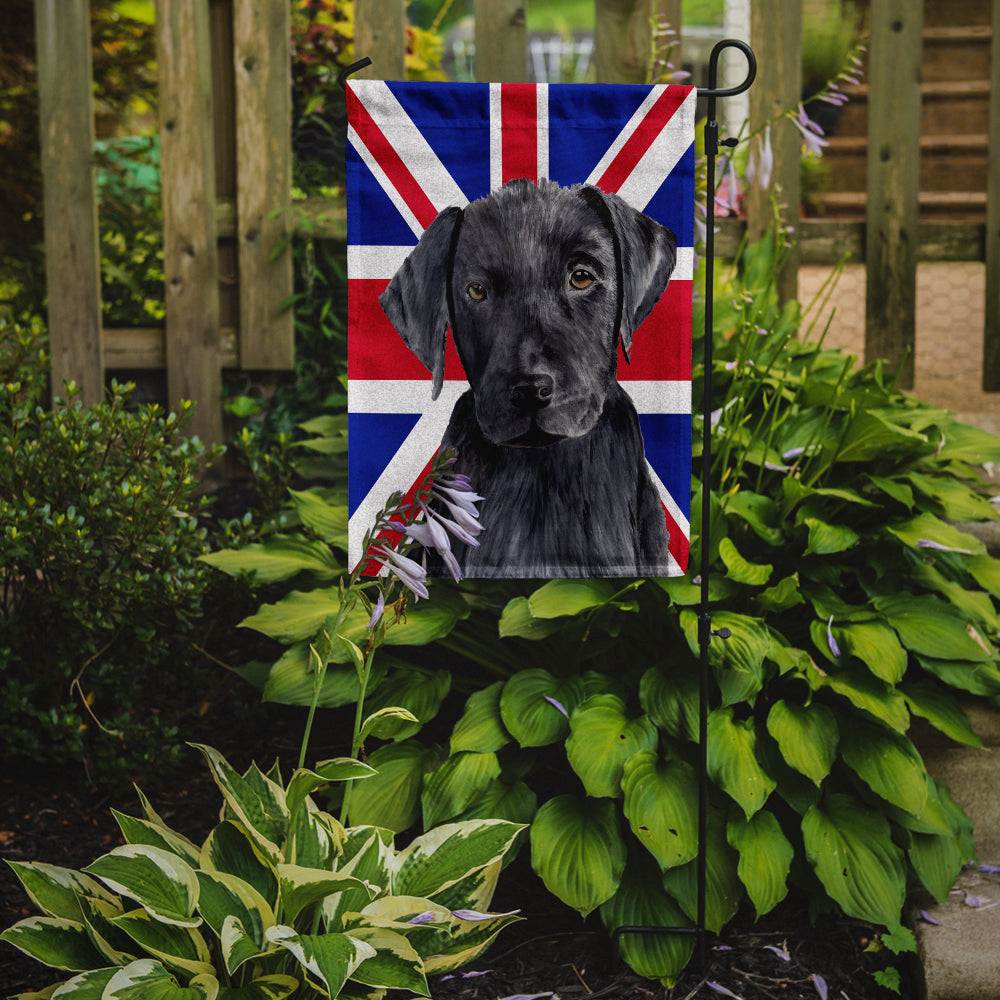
360, 706, 421, 742
526, 579, 618, 618
450, 682, 511, 754
288, 488, 348, 545
803, 517, 859, 555
719, 537, 773, 585
497, 597, 563, 639
765, 700, 838, 786
499, 670, 583, 747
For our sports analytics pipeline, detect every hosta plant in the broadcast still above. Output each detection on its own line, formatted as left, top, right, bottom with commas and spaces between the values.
1, 744, 523, 999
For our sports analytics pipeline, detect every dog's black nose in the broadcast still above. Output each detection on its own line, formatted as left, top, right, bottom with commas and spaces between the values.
510, 374, 554, 410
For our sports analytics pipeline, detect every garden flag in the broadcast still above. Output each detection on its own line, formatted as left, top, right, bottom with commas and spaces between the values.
346, 81, 695, 578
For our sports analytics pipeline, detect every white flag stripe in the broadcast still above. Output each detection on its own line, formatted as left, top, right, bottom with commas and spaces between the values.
347, 245, 695, 282
352, 80, 468, 215
615, 90, 698, 210
621, 380, 691, 414
349, 126, 423, 239
585, 86, 666, 186
489, 83, 503, 192
348, 399, 463, 560
537, 83, 549, 179
648, 464, 691, 537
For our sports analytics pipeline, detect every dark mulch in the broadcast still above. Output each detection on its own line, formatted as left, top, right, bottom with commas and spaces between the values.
1, 748, 915, 1000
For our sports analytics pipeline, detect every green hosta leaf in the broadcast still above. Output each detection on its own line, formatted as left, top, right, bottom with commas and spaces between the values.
261, 643, 387, 709
392, 819, 524, 900
277, 865, 374, 925
288, 488, 348, 545
200, 822, 278, 910
5, 862, 118, 922
803, 517, 859, 556
621, 751, 698, 871
661, 810, 741, 933
450, 682, 511, 754
497, 597, 564, 639
83, 846, 200, 928
530, 795, 626, 917
707, 708, 776, 818
216, 976, 299, 1000
0, 916, 107, 971
346, 926, 428, 994
421, 751, 502, 828
901, 680, 982, 748
200, 535, 340, 583
765, 700, 838, 786
874, 594, 995, 662
526, 579, 619, 617
936, 421, 1000, 464
499, 670, 584, 747
112, 812, 201, 868
111, 908, 214, 978
565, 695, 658, 798
718, 537, 772, 585
866, 474, 914, 509
265, 926, 375, 997
802, 793, 906, 926
362, 667, 451, 740
639, 664, 699, 742
809, 661, 910, 732
967, 553, 1000, 597
755, 573, 805, 614
916, 655, 1000, 697
835, 621, 907, 684
453, 779, 538, 827
835, 410, 927, 463
909, 825, 965, 905
195, 871, 273, 973
727, 811, 793, 917
190, 746, 287, 862
907, 473, 998, 521
886, 512, 985, 556
347, 740, 442, 832
911, 562, 1000, 633
103, 959, 218, 1000
724, 490, 784, 545
681, 610, 770, 706
599, 852, 694, 987
839, 718, 929, 816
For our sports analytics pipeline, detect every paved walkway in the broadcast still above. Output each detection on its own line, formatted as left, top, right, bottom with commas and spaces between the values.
798, 262, 1000, 435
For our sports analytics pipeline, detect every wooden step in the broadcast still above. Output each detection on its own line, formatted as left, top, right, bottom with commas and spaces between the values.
922, 25, 993, 83
813, 190, 987, 222
922, 0, 992, 28
833, 80, 991, 137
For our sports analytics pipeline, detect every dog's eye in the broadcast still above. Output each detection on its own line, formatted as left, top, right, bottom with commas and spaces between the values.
570, 269, 595, 290
467, 282, 488, 302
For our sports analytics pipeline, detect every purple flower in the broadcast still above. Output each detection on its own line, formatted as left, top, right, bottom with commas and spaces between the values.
827, 616, 841, 658
544, 695, 569, 718
747, 125, 773, 190
367, 590, 385, 631
917, 538, 973, 554
451, 908, 520, 921
407, 911, 438, 925
791, 104, 829, 156
706, 983, 742, 999
763, 944, 790, 961
812, 974, 828, 1000
371, 544, 429, 600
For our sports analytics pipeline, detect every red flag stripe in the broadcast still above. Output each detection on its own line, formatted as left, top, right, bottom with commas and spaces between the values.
501, 84, 539, 184
662, 502, 689, 570
347, 88, 440, 231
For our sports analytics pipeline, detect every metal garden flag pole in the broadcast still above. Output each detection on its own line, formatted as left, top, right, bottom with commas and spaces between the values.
341, 34, 753, 967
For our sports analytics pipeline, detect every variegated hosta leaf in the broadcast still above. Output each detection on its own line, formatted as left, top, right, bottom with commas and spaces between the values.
424, 859, 501, 915
0, 916, 107, 972
344, 926, 429, 995
765, 700, 838, 786
421, 751, 502, 829
802, 793, 906, 926
323, 829, 393, 931
46, 966, 118, 997
391, 820, 524, 901
288, 801, 344, 870
77, 894, 136, 966
200, 822, 278, 910
83, 846, 200, 928
276, 864, 375, 925
706, 707, 776, 818
565, 695, 658, 799
4, 861, 118, 922
727, 810, 793, 917
265, 926, 376, 998
499, 669, 585, 747
529, 795, 626, 917
112, 811, 202, 868
190, 745, 287, 863
214, 975, 299, 1000
110, 908, 214, 979
450, 681, 511, 754
621, 751, 699, 871
599, 853, 694, 987
285, 760, 375, 823
421, 907, 522, 975
195, 871, 274, 973
102, 958, 218, 999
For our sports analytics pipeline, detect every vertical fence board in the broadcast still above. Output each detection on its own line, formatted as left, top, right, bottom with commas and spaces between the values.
474, 0, 527, 82
354, 0, 406, 80
594, 0, 653, 84
34, 0, 103, 405
983, 0, 1000, 390
157, 0, 223, 444
233, 0, 294, 369
746, 0, 801, 304
865, 0, 923, 389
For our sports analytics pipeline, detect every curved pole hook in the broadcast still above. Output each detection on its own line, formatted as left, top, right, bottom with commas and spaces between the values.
338, 57, 373, 89
699, 38, 757, 99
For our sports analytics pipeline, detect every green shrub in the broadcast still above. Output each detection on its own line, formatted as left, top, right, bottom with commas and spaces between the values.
1, 743, 524, 998
0, 317, 221, 783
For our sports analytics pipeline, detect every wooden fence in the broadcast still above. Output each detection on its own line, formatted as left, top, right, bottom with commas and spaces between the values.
33, 0, 1000, 444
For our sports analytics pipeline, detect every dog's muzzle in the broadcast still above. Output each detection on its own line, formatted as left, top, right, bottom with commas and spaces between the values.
509, 374, 554, 411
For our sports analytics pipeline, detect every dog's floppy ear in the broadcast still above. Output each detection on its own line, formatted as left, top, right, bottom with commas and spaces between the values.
578, 186, 677, 360
379, 206, 463, 400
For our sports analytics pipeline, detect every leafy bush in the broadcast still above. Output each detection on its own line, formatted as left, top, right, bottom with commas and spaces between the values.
1, 743, 524, 998
0, 317, 220, 783
211, 233, 1000, 985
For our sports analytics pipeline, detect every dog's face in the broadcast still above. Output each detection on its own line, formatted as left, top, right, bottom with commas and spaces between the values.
380, 179, 676, 446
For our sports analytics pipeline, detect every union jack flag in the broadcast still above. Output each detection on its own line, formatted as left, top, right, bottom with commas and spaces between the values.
346, 80, 695, 576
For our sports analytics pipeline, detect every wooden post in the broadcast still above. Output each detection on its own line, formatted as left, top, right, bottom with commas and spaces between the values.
354, 0, 406, 80
594, 0, 654, 84
864, 0, 923, 389
34, 0, 104, 405
983, 0, 1000, 390
233, 0, 294, 369
474, 0, 527, 82
157, 0, 223, 444
746, 0, 801, 305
